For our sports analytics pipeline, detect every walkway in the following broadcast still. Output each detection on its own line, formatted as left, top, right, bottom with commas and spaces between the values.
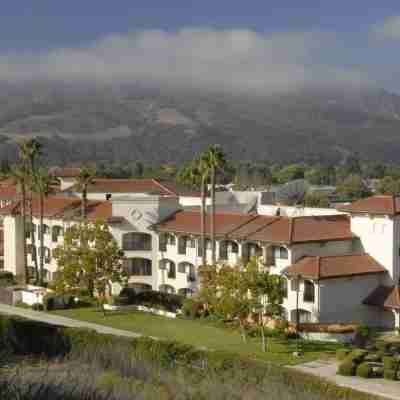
290, 360, 400, 400
0, 303, 146, 339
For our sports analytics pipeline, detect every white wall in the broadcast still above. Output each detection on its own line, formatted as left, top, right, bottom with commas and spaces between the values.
257, 204, 343, 217
350, 215, 396, 283
319, 274, 394, 327
3, 215, 24, 276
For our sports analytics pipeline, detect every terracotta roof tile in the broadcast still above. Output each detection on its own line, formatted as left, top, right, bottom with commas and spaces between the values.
283, 254, 386, 280
155, 211, 354, 244
339, 195, 400, 215
0, 185, 18, 200
363, 285, 400, 310
50, 167, 81, 178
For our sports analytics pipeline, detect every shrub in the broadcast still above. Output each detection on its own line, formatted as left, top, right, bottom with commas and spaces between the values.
376, 341, 391, 353
44, 294, 76, 311
337, 361, 356, 376
336, 349, 350, 361
374, 367, 384, 378
119, 287, 136, 303
356, 362, 373, 379
0, 271, 15, 287
182, 298, 203, 319
346, 349, 368, 364
384, 369, 398, 381
364, 354, 381, 363
32, 303, 44, 311
383, 356, 399, 371
131, 290, 184, 313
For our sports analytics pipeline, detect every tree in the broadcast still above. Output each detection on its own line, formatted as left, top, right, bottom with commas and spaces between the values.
75, 165, 96, 219
198, 155, 210, 266
53, 220, 126, 298
33, 168, 53, 285
20, 138, 42, 283
203, 145, 226, 264
377, 176, 400, 195
11, 163, 29, 283
304, 191, 330, 208
336, 174, 371, 200
276, 164, 305, 184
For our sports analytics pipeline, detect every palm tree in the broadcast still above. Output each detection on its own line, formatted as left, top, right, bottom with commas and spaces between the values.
20, 138, 42, 282
75, 165, 96, 219
203, 145, 226, 264
33, 168, 52, 285
11, 163, 29, 283
198, 155, 211, 266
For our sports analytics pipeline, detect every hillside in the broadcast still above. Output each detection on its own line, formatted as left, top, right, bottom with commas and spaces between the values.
0, 82, 399, 165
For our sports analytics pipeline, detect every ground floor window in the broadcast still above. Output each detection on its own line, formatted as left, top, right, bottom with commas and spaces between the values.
124, 258, 152, 276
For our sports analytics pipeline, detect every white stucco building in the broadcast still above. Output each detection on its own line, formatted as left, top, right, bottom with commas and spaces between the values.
0, 181, 399, 330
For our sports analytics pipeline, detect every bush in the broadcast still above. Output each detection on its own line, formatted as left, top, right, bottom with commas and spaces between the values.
364, 354, 381, 363
356, 363, 373, 379
336, 349, 350, 361
132, 290, 184, 313
0, 271, 15, 287
119, 287, 137, 303
181, 298, 203, 319
44, 293, 76, 311
346, 349, 368, 365
337, 361, 357, 376
384, 369, 398, 381
383, 356, 399, 371
32, 303, 44, 311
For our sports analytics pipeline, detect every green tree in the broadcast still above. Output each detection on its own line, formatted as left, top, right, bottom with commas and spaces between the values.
75, 165, 96, 219
53, 220, 126, 297
377, 176, 400, 195
11, 163, 29, 283
304, 192, 330, 208
276, 164, 305, 184
336, 174, 371, 200
203, 145, 227, 264
20, 138, 42, 283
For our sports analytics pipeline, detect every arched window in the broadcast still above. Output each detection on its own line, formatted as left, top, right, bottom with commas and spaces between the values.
178, 236, 190, 255
52, 225, 64, 242
124, 258, 152, 276
219, 240, 239, 260
303, 280, 315, 303
122, 232, 152, 251
159, 259, 176, 279
40, 224, 50, 236
159, 233, 175, 251
159, 284, 176, 294
273, 246, 288, 260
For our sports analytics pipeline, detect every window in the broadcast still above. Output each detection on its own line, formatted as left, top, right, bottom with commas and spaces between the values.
27, 244, 33, 255
220, 241, 239, 260
178, 236, 188, 255
281, 278, 288, 299
178, 263, 187, 273
187, 238, 196, 248
274, 246, 288, 260
168, 262, 176, 279
197, 240, 203, 257
291, 279, 299, 292
122, 233, 152, 251
124, 258, 152, 276
303, 280, 315, 303
52, 226, 63, 242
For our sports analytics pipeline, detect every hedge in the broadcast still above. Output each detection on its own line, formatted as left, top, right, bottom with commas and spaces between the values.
0, 271, 15, 287
383, 369, 398, 381
383, 356, 399, 371
337, 361, 357, 377
336, 349, 351, 361
43, 294, 75, 311
0, 315, 382, 400
356, 363, 373, 379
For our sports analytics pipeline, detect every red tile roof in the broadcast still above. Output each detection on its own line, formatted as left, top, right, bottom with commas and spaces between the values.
0, 196, 116, 222
363, 285, 400, 310
64, 178, 201, 197
339, 195, 400, 216
155, 211, 354, 244
283, 254, 386, 280
0, 185, 18, 200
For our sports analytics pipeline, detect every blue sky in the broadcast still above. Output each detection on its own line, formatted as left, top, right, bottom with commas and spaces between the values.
0, 1, 400, 93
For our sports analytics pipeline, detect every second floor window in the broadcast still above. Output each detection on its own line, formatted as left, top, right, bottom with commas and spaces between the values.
122, 232, 152, 251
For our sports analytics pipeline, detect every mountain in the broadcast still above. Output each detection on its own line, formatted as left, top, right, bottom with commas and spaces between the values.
0, 82, 399, 165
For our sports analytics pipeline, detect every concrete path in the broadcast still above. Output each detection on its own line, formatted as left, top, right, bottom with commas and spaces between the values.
290, 360, 400, 400
0, 303, 144, 339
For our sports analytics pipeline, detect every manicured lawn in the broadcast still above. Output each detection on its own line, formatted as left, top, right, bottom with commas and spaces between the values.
51, 307, 343, 365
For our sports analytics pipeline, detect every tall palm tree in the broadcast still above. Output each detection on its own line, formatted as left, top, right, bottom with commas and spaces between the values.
203, 145, 226, 264
33, 168, 52, 285
75, 165, 96, 219
198, 155, 211, 266
20, 138, 42, 282
11, 163, 29, 283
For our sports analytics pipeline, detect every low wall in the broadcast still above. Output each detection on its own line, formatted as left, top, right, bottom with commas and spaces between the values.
300, 331, 356, 344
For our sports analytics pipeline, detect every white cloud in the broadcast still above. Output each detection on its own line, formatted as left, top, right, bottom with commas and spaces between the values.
0, 28, 370, 94
372, 16, 400, 41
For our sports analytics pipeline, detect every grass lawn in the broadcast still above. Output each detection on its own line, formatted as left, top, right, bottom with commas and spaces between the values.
51, 307, 343, 366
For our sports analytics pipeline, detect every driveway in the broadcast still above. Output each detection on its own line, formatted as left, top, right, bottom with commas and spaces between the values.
0, 303, 145, 339
290, 360, 400, 400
